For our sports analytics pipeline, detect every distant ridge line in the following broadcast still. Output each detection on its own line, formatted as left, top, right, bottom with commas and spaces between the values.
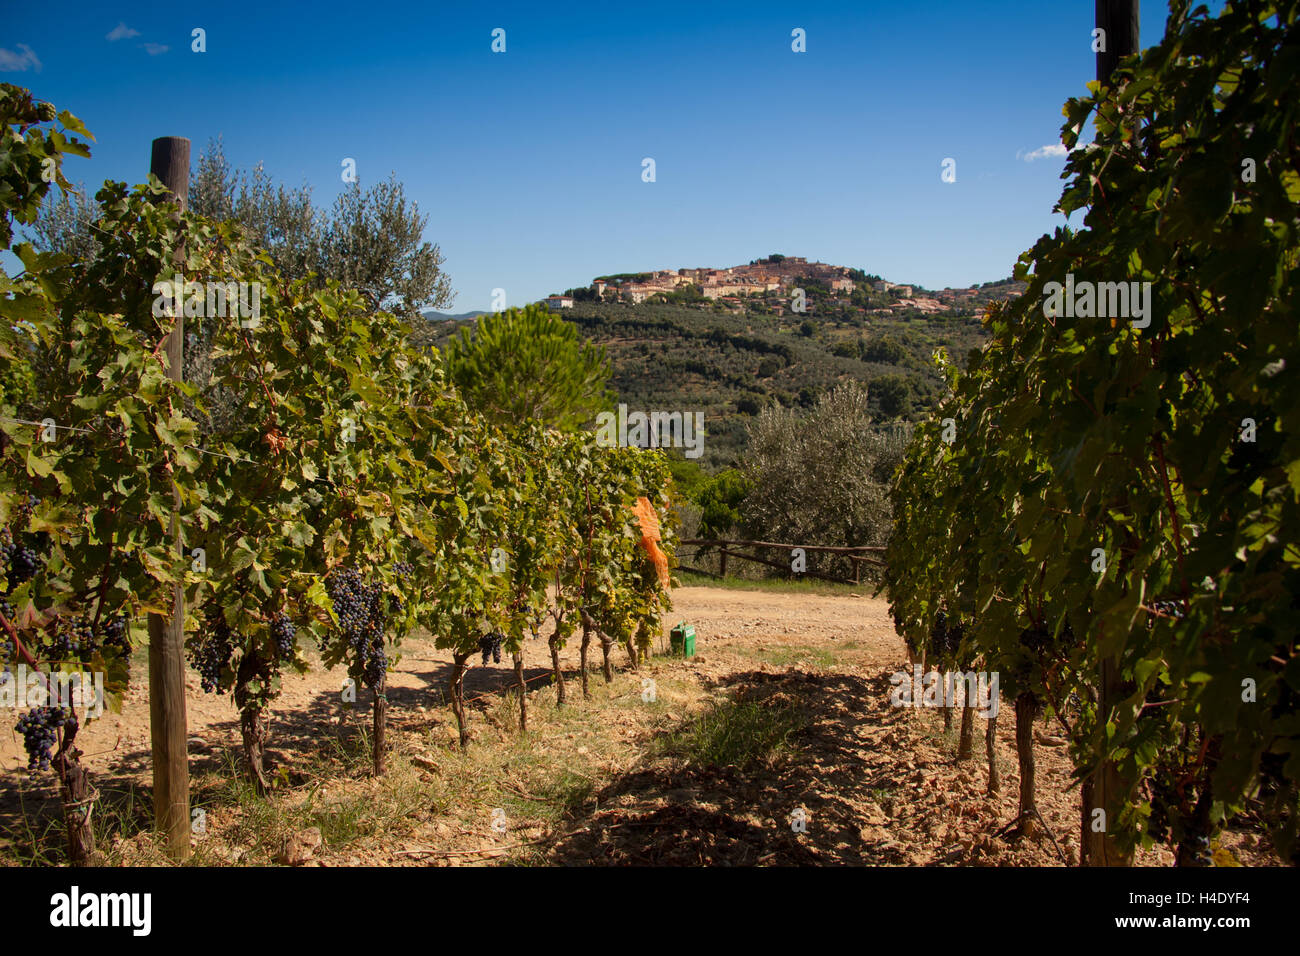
422, 310, 487, 321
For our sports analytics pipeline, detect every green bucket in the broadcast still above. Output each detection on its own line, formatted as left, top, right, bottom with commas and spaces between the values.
670, 622, 696, 658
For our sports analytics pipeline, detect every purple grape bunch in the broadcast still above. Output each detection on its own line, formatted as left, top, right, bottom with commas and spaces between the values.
326, 568, 388, 686
15, 706, 77, 772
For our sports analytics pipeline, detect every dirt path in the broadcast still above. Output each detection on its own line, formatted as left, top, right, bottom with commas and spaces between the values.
545, 587, 1091, 866
0, 586, 895, 781
0, 586, 1269, 865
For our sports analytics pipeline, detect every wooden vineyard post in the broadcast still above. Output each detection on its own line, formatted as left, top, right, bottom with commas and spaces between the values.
1095, 0, 1140, 90
1083, 1, 1139, 868
147, 136, 193, 862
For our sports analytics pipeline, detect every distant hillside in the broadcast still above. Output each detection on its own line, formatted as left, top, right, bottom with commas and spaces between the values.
422, 310, 486, 321
414, 271, 1025, 469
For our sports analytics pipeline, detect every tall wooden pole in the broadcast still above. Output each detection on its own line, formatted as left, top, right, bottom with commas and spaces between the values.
1084, 1, 1138, 869
1096, 0, 1140, 88
147, 136, 192, 862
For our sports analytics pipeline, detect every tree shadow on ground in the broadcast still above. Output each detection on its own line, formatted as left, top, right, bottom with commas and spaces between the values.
546, 668, 917, 865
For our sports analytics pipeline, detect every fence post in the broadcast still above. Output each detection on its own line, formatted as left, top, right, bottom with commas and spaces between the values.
1085, 0, 1139, 869
147, 135, 192, 862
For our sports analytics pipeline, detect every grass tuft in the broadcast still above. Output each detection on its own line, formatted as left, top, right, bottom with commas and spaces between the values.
654, 697, 805, 771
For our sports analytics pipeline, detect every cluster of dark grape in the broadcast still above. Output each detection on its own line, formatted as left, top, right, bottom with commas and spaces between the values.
30, 612, 132, 663
270, 613, 296, 657
478, 632, 504, 666
326, 568, 388, 686
14, 494, 39, 528
929, 610, 949, 653
1179, 833, 1213, 865
190, 610, 235, 694
949, 619, 965, 652
1, 540, 43, 587
101, 614, 130, 655
2, 503, 48, 609
43, 615, 96, 661
14, 706, 76, 772
928, 610, 964, 660
1146, 599, 1185, 628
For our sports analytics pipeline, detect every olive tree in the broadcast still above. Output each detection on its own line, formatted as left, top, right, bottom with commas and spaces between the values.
739, 381, 903, 574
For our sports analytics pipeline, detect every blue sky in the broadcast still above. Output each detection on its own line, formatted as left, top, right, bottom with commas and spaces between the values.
3, 1, 1221, 311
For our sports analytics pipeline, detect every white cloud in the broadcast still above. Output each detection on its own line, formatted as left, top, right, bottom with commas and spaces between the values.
0, 44, 42, 72
1019, 143, 1068, 162
106, 23, 140, 41
140, 43, 169, 56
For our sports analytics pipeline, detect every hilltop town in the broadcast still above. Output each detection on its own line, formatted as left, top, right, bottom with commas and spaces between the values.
595, 256, 859, 306
542, 255, 1015, 319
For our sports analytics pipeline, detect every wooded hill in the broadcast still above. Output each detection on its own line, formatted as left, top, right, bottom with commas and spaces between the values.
414, 279, 1024, 468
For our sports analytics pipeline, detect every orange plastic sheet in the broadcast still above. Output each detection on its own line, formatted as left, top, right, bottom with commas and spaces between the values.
631, 496, 670, 589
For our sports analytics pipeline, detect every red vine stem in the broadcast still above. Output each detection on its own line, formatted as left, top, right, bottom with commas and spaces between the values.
0, 607, 42, 670
1139, 698, 1182, 714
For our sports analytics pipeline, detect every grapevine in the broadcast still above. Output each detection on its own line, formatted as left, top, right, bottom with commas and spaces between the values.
884, 1, 1300, 863
0, 79, 683, 860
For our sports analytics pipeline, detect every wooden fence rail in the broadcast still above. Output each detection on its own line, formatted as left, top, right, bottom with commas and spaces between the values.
678, 538, 885, 585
